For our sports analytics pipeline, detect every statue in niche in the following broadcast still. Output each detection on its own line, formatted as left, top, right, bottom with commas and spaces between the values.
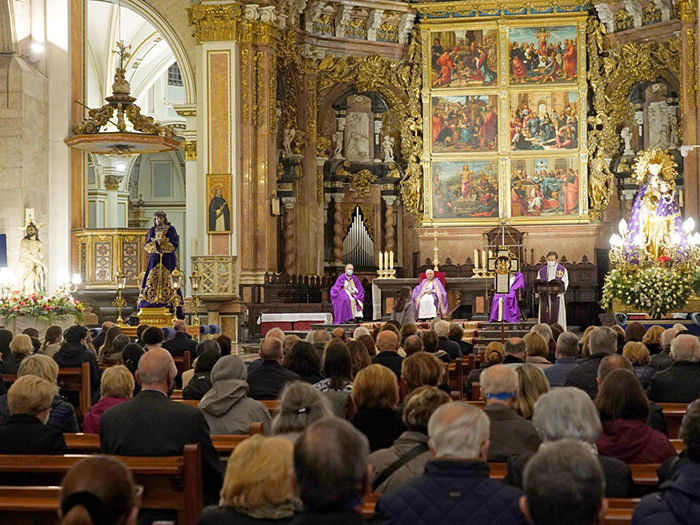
345, 112, 370, 162
19, 220, 46, 294
382, 135, 395, 163
621, 127, 634, 156
333, 130, 344, 158
282, 127, 295, 157
648, 102, 671, 150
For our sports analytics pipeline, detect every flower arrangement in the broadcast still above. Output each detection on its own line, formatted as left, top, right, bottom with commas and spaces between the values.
0, 293, 85, 322
602, 266, 697, 318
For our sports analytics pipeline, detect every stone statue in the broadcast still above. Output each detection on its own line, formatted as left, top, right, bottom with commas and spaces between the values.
621, 127, 634, 155
282, 127, 295, 157
667, 107, 679, 148
382, 135, 395, 163
623, 0, 643, 27
333, 130, 344, 158
19, 221, 46, 294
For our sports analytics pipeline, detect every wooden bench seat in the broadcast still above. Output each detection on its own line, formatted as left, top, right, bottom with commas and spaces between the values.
658, 403, 688, 439
487, 463, 661, 486
4, 362, 92, 416
0, 445, 203, 525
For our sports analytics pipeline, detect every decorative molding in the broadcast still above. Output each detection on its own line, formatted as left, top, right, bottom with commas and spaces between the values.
182, 140, 197, 161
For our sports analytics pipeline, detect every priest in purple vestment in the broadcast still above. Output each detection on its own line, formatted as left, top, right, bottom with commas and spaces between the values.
137, 211, 183, 318
489, 271, 525, 323
412, 268, 448, 320
330, 264, 364, 324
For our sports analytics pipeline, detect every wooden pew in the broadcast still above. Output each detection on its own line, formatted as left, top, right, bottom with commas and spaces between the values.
671, 439, 684, 453
472, 381, 483, 401
4, 362, 92, 417
0, 444, 203, 525
174, 351, 192, 376
0, 486, 60, 525
447, 357, 464, 394
487, 463, 661, 487
658, 403, 688, 439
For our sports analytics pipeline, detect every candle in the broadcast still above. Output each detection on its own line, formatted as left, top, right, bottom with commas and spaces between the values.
383, 251, 388, 271
474, 249, 479, 270
389, 250, 394, 270
489, 249, 493, 260
379, 252, 383, 271
481, 249, 486, 269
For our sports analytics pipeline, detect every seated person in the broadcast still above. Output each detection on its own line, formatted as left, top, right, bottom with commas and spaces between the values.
199, 435, 300, 524
83, 365, 135, 434
330, 264, 364, 324
247, 338, 299, 401
0, 375, 67, 454
412, 269, 447, 320
271, 381, 333, 443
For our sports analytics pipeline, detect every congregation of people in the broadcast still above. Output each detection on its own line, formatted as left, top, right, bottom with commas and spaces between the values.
1, 316, 700, 524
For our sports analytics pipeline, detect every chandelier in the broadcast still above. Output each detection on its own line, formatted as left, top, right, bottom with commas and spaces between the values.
64, 41, 179, 155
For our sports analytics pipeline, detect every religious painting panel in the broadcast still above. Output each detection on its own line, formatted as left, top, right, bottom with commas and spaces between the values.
509, 90, 579, 152
431, 95, 498, 153
509, 157, 580, 218
430, 28, 498, 88
431, 160, 499, 220
206, 174, 232, 234
507, 25, 579, 85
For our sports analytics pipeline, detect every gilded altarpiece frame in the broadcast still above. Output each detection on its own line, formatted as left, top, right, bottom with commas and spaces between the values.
420, 15, 589, 225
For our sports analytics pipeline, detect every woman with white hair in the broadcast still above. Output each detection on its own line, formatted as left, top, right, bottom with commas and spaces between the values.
503, 387, 632, 497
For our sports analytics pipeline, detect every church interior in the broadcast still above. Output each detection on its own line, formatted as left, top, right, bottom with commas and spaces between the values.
0, 0, 699, 523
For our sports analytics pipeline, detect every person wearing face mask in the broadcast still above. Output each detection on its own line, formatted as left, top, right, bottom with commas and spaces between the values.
330, 263, 365, 324
537, 251, 569, 330
0, 375, 67, 454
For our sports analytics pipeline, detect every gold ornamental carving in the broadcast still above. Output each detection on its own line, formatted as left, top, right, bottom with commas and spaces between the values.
188, 4, 244, 42
182, 140, 197, 161
349, 169, 377, 197
104, 174, 121, 191
241, 47, 251, 124
317, 31, 423, 219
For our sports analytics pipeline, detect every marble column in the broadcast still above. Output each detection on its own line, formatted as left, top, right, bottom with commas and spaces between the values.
282, 197, 296, 274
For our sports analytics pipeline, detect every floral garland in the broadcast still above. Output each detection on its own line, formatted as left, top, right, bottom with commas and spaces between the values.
602, 266, 696, 319
0, 293, 85, 322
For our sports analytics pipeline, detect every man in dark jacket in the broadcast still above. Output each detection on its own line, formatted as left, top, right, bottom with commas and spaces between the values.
521, 440, 606, 525
648, 334, 700, 403
435, 320, 461, 360
371, 331, 403, 380
100, 348, 223, 505
565, 326, 617, 398
544, 332, 579, 387
481, 365, 540, 462
247, 337, 299, 400
293, 418, 379, 524
53, 325, 101, 403
632, 398, 700, 524
376, 402, 524, 524
503, 337, 527, 367
649, 328, 676, 370
162, 320, 198, 357
449, 322, 474, 355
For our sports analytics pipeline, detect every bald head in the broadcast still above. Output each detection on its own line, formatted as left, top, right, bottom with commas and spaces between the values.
671, 334, 700, 362
260, 337, 283, 361
136, 348, 176, 391
404, 334, 424, 356
173, 320, 187, 332
376, 330, 399, 352
266, 327, 285, 342
332, 327, 346, 341
504, 337, 526, 357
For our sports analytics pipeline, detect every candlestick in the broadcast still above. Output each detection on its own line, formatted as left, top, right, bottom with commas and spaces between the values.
474, 249, 479, 270
389, 250, 394, 270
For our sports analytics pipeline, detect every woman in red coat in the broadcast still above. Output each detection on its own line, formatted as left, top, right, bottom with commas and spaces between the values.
595, 369, 676, 464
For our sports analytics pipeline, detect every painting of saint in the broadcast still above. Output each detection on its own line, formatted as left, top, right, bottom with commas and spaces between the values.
432, 95, 498, 153
432, 160, 499, 219
508, 26, 578, 84
430, 29, 498, 88
207, 174, 232, 233
510, 158, 579, 217
509, 91, 578, 151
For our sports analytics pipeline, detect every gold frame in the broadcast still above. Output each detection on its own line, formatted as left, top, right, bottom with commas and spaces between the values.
420, 14, 589, 226
206, 173, 233, 234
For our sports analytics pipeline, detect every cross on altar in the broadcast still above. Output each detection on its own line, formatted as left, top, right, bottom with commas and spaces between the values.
431, 225, 449, 271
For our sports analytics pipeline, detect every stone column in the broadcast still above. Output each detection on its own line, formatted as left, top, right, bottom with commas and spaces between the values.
103, 171, 122, 228
331, 193, 345, 265
282, 197, 296, 274
383, 195, 397, 253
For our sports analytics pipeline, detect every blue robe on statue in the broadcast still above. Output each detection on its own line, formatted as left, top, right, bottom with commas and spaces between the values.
137, 224, 184, 318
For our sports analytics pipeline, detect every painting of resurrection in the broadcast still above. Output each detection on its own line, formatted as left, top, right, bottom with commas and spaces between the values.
432, 160, 499, 219
508, 25, 578, 84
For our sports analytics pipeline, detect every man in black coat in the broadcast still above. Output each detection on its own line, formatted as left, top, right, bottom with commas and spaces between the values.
435, 320, 461, 360
565, 326, 617, 398
247, 337, 299, 400
292, 418, 379, 524
162, 320, 198, 357
649, 328, 676, 370
53, 325, 101, 403
371, 331, 403, 380
100, 348, 223, 505
503, 337, 527, 366
648, 334, 700, 403
449, 322, 474, 355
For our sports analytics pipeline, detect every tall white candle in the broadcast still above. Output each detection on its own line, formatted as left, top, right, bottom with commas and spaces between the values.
481, 249, 486, 269
389, 250, 394, 270
474, 249, 479, 270
379, 252, 383, 271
